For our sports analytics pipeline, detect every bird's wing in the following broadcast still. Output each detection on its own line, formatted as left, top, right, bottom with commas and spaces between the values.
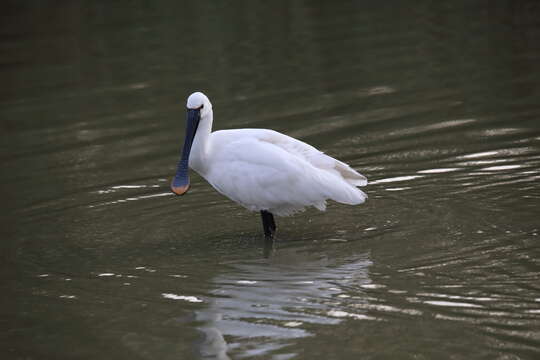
206, 135, 325, 215
250, 129, 367, 187
205, 129, 367, 215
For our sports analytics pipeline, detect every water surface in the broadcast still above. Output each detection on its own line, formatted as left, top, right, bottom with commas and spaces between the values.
2, 1, 540, 359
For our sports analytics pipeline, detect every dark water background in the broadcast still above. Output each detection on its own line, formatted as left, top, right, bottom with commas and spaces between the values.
2, 1, 540, 359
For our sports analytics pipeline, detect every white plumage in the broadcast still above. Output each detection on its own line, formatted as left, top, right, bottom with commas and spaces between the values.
177, 92, 368, 217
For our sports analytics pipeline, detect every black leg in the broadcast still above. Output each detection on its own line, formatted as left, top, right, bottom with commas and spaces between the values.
269, 213, 276, 233
260, 210, 277, 238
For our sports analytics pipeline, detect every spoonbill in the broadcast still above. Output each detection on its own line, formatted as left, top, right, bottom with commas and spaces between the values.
171, 92, 368, 238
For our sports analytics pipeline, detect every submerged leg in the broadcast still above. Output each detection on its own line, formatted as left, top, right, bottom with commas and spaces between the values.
260, 210, 277, 238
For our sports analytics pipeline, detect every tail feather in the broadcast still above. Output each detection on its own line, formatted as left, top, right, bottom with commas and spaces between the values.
330, 184, 367, 205
334, 160, 368, 187
316, 170, 368, 206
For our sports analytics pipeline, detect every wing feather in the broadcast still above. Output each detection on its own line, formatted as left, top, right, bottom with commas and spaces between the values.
204, 129, 367, 216
254, 129, 368, 187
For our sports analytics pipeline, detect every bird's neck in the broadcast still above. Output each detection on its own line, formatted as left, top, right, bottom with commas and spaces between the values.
190, 110, 213, 173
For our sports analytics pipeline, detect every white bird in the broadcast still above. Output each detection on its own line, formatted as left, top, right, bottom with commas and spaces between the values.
171, 92, 368, 238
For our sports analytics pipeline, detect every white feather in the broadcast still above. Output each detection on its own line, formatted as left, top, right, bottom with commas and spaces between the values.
186, 93, 367, 217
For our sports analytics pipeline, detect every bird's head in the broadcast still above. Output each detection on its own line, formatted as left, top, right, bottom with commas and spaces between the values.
186, 91, 212, 113
171, 91, 212, 196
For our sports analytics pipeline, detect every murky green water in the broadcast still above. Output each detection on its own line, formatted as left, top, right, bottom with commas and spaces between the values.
2, 1, 540, 359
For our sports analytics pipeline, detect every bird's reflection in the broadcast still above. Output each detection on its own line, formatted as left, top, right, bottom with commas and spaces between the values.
194, 242, 373, 359
262, 237, 275, 258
